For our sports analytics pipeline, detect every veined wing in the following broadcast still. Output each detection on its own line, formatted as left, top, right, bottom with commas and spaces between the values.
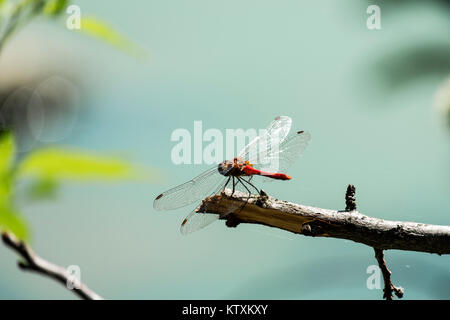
180, 173, 257, 235
180, 210, 220, 235
254, 130, 311, 175
180, 177, 232, 235
153, 166, 225, 211
238, 116, 292, 163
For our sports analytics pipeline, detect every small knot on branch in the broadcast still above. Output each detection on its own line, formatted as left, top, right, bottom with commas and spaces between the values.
301, 220, 327, 237
392, 286, 404, 299
345, 184, 357, 211
301, 224, 312, 235
225, 215, 241, 228
255, 189, 269, 207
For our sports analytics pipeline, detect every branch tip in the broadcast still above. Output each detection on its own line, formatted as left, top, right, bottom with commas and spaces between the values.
374, 248, 404, 300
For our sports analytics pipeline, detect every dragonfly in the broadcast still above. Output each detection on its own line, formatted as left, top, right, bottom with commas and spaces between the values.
153, 116, 311, 235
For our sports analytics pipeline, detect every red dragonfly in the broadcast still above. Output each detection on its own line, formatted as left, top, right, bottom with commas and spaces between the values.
153, 116, 311, 235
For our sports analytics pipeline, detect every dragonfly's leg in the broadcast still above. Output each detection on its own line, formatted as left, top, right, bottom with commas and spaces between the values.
231, 176, 236, 195
236, 177, 252, 213
241, 177, 261, 195
237, 177, 252, 196
222, 176, 231, 193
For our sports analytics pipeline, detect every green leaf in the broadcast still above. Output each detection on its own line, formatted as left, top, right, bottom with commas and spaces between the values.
79, 16, 147, 59
0, 132, 16, 176
0, 132, 14, 214
0, 178, 11, 206
43, 0, 68, 16
0, 208, 29, 241
26, 177, 59, 201
17, 147, 143, 181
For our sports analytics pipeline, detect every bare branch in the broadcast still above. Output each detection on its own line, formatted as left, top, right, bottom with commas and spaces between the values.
198, 189, 450, 255
1, 231, 103, 300
198, 186, 450, 299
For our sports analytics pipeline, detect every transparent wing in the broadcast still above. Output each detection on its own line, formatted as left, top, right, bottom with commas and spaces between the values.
239, 116, 292, 163
180, 210, 220, 235
254, 130, 311, 176
153, 166, 225, 211
180, 174, 256, 235
180, 177, 231, 235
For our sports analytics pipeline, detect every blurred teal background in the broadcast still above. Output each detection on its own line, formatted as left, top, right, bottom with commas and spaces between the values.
1, 0, 450, 299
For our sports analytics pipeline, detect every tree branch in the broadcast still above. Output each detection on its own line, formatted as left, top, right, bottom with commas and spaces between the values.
1, 231, 103, 300
199, 188, 450, 255
198, 185, 450, 299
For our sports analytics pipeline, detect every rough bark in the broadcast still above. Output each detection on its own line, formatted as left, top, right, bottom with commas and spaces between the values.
198, 189, 450, 255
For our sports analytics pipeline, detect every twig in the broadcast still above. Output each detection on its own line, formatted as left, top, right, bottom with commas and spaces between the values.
1, 231, 103, 300
198, 185, 450, 299
374, 248, 404, 300
345, 184, 357, 211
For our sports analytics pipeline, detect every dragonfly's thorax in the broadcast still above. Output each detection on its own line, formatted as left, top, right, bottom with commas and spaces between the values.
218, 157, 250, 177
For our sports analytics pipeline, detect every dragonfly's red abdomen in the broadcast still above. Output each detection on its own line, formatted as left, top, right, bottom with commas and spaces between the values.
242, 165, 291, 180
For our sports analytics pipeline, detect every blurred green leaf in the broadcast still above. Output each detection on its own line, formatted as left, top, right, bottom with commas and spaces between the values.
0, 132, 16, 176
26, 177, 59, 201
0, 133, 15, 229
0, 132, 23, 238
17, 147, 142, 181
43, 0, 68, 16
0, 207, 29, 241
79, 16, 147, 59
0, 179, 11, 207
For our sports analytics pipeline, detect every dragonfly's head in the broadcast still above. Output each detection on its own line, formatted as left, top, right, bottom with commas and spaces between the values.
218, 160, 233, 176
218, 158, 246, 176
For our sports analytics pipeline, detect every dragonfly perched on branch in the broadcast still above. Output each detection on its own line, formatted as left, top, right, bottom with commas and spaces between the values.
154, 116, 311, 235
